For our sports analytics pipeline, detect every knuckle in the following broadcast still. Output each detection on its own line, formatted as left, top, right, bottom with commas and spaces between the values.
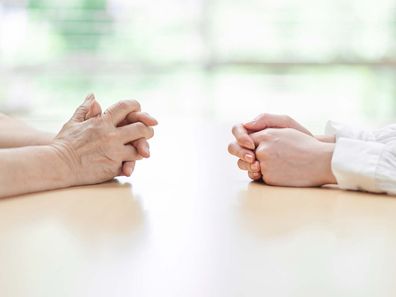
117, 100, 130, 110
236, 134, 246, 144
146, 126, 154, 135
257, 113, 268, 121
227, 143, 234, 154
85, 123, 98, 134
134, 122, 147, 134
264, 129, 275, 137
123, 99, 141, 111
130, 99, 141, 110
129, 146, 138, 156
260, 113, 268, 119
104, 108, 114, 122
256, 148, 267, 160
231, 125, 238, 135
283, 114, 293, 125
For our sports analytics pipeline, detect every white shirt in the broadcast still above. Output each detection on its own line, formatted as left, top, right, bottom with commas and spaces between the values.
326, 121, 396, 195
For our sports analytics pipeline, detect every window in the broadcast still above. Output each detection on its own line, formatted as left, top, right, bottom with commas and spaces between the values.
0, 0, 395, 129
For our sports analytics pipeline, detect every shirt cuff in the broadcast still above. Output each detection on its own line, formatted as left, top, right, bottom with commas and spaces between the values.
331, 138, 385, 193
325, 121, 375, 142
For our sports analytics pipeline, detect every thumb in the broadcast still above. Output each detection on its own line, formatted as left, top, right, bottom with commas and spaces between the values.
71, 93, 96, 122
244, 113, 313, 136
244, 113, 287, 131
85, 96, 102, 120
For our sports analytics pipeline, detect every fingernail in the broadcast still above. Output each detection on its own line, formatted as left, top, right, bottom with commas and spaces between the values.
245, 154, 254, 163
127, 167, 132, 176
253, 172, 260, 178
252, 163, 259, 171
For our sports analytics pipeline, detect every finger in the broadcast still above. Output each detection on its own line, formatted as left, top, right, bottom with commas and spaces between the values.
85, 97, 102, 120
132, 138, 150, 158
118, 112, 158, 127
237, 160, 261, 173
244, 113, 312, 136
104, 100, 141, 126
71, 93, 96, 122
118, 122, 154, 144
228, 142, 255, 163
248, 171, 262, 181
122, 145, 143, 161
232, 124, 255, 149
122, 161, 136, 177
250, 130, 272, 146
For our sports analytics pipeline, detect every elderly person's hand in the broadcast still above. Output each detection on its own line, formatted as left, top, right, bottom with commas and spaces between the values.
51, 96, 156, 187
0, 95, 157, 198
82, 94, 158, 177
250, 128, 337, 187
228, 114, 313, 180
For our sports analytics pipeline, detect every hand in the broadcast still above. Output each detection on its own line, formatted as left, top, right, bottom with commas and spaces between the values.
51, 97, 155, 186
251, 128, 336, 187
116, 110, 158, 176
82, 94, 158, 177
229, 114, 313, 181
244, 113, 313, 136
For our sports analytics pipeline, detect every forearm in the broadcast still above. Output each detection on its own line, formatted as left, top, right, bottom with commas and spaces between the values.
0, 113, 54, 148
331, 138, 396, 194
0, 146, 71, 198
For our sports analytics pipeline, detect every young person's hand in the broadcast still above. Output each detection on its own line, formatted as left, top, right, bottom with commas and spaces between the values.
51, 97, 156, 187
228, 114, 313, 180
250, 128, 336, 187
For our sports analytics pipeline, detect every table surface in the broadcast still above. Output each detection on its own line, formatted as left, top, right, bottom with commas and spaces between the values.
1, 119, 396, 297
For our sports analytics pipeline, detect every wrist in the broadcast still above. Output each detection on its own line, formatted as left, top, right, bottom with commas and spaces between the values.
35, 132, 56, 146
319, 143, 337, 185
315, 135, 336, 143
46, 143, 78, 188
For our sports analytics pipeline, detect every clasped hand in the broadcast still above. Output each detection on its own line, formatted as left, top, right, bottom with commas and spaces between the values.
228, 114, 337, 187
51, 94, 157, 187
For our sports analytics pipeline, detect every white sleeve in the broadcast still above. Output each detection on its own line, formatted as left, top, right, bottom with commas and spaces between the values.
326, 121, 396, 144
332, 138, 396, 195
325, 121, 375, 142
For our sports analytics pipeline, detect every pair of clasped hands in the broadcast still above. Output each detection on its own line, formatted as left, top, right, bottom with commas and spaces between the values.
228, 114, 337, 187
56, 95, 336, 188
52, 94, 157, 186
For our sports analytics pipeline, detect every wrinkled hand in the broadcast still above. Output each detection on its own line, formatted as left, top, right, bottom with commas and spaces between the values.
82, 94, 158, 177
51, 96, 155, 186
251, 128, 336, 187
116, 108, 158, 176
228, 114, 313, 180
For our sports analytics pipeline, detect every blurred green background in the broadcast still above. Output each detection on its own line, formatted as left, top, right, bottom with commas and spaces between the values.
0, 0, 396, 131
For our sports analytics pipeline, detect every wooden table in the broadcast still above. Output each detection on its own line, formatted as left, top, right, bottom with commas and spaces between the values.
1, 119, 395, 297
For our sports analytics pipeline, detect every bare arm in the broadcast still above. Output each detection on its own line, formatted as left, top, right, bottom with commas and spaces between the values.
0, 145, 71, 197
0, 113, 54, 148
0, 97, 157, 198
